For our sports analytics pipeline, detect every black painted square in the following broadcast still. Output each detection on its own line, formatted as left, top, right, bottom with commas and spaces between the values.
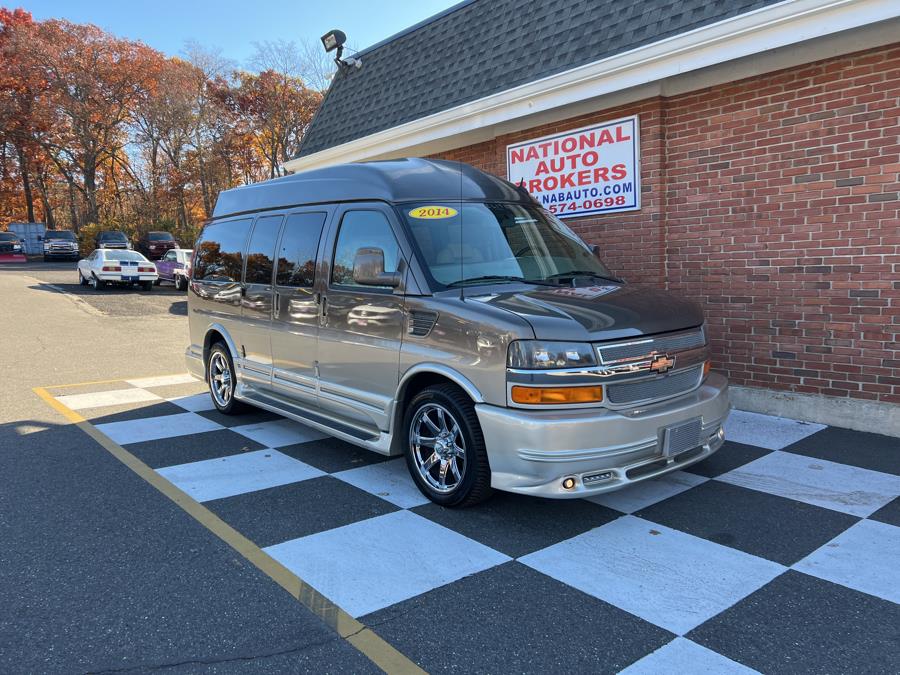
413, 491, 619, 558
197, 407, 283, 428
363, 562, 672, 674
278, 438, 392, 474
683, 441, 771, 478
204, 476, 398, 548
123, 429, 266, 468
689, 571, 900, 673
637, 480, 859, 565
783, 427, 900, 476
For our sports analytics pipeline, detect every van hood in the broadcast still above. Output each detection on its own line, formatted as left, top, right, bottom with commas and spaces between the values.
472, 283, 704, 342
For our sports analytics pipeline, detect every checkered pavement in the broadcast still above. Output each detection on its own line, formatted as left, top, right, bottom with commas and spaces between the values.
48, 375, 900, 673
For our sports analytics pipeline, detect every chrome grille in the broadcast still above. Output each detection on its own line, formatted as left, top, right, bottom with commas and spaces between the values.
606, 365, 703, 405
596, 329, 705, 364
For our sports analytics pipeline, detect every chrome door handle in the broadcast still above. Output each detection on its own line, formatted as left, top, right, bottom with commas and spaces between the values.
273, 290, 280, 319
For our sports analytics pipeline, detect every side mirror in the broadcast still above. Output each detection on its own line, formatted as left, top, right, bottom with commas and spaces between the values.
353, 247, 401, 287
591, 244, 602, 258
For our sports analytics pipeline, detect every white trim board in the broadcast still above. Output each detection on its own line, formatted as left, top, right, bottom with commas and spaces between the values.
284, 0, 900, 173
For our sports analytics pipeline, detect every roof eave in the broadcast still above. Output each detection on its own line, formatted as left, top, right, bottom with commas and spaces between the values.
284, 0, 898, 174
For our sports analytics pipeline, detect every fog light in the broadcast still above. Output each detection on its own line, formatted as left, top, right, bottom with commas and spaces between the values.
511, 385, 603, 405
562, 477, 576, 490
717, 427, 725, 442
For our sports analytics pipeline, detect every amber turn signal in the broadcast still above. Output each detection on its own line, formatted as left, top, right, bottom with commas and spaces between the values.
511, 385, 603, 405
703, 360, 712, 378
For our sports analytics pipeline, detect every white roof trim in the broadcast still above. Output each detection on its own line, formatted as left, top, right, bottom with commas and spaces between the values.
284, 0, 899, 173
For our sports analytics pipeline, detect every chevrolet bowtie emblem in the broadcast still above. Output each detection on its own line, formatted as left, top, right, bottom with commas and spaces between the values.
649, 354, 675, 374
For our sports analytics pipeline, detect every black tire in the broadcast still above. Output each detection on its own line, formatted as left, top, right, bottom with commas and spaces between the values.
153, 278, 161, 286
403, 383, 492, 507
175, 275, 187, 291
78, 270, 88, 286
91, 274, 105, 290
141, 280, 153, 291
206, 342, 250, 415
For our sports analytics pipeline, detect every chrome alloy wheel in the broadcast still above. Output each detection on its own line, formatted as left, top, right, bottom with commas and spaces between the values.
409, 403, 466, 494
209, 352, 233, 407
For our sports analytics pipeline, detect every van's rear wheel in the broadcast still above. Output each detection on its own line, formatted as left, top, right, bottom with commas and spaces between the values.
207, 343, 249, 415
404, 384, 492, 507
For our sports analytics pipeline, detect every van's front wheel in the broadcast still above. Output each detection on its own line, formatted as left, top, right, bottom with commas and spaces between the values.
404, 384, 492, 507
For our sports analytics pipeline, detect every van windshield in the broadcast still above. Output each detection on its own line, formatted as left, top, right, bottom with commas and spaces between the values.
402, 202, 616, 288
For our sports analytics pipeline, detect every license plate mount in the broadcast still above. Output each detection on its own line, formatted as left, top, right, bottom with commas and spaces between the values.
661, 417, 703, 458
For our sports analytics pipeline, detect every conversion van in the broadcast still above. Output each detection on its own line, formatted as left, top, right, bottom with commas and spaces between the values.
186, 158, 729, 507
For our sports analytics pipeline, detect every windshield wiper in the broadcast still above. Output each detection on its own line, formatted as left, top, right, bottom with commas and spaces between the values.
544, 270, 623, 284
447, 275, 556, 288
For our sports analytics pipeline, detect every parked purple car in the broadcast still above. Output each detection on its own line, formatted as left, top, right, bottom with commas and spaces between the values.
154, 248, 192, 291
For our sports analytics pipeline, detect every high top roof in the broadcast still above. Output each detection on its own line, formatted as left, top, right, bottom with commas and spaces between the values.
212, 158, 533, 218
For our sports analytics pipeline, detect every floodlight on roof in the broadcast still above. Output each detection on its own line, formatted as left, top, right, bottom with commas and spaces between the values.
320, 29, 346, 53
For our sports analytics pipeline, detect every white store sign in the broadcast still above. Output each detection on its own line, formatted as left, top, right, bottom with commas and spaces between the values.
507, 115, 640, 218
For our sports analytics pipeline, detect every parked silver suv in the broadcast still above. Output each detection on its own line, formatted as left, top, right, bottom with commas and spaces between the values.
186, 159, 729, 507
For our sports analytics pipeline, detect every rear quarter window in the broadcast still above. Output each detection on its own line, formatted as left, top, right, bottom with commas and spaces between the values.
193, 219, 252, 282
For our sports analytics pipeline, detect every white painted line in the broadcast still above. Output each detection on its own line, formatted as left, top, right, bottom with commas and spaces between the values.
231, 418, 325, 448
334, 459, 429, 509
586, 471, 707, 514
56, 388, 161, 411
95, 412, 223, 445
520, 516, 784, 635
156, 448, 324, 502
725, 410, 825, 450
717, 451, 900, 518
621, 637, 760, 674
265, 511, 510, 617
167, 393, 217, 413
793, 519, 900, 604
125, 373, 197, 388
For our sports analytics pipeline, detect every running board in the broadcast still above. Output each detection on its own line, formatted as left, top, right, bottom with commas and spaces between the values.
236, 388, 398, 456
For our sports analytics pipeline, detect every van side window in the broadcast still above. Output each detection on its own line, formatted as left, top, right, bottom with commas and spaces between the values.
244, 215, 282, 285
332, 211, 400, 288
276, 212, 327, 287
194, 219, 252, 281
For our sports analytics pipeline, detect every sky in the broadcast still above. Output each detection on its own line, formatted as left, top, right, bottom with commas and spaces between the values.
20, 0, 461, 65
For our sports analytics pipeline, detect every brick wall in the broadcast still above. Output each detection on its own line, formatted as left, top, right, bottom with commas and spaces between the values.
433, 44, 900, 404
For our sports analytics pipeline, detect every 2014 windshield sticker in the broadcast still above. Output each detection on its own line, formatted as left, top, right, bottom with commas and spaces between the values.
409, 206, 458, 219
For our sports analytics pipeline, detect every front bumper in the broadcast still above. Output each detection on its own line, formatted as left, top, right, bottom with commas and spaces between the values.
475, 373, 730, 498
44, 248, 79, 258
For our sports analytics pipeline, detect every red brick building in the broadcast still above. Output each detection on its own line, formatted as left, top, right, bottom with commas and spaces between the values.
286, 0, 900, 432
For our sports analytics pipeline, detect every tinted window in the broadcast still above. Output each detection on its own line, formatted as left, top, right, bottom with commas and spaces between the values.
244, 215, 282, 285
276, 212, 326, 287
104, 250, 144, 261
332, 211, 400, 288
148, 232, 174, 241
99, 231, 127, 242
0, 233, 17, 241
45, 230, 76, 241
193, 219, 252, 282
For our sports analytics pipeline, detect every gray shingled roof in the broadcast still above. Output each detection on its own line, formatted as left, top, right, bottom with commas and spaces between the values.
299, 0, 782, 157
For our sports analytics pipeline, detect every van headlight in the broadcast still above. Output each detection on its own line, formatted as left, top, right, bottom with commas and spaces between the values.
507, 340, 596, 369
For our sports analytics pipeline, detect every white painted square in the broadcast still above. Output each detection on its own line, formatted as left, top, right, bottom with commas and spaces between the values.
264, 510, 510, 617
156, 449, 324, 502
725, 410, 825, 450
717, 451, 900, 517
232, 418, 325, 448
167, 393, 217, 413
621, 637, 760, 674
520, 516, 784, 635
56, 388, 161, 411
95, 412, 223, 445
334, 458, 429, 508
126, 373, 198, 388
794, 519, 900, 604
586, 471, 707, 514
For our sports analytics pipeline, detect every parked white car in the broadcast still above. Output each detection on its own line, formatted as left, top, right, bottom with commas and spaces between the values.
77, 249, 158, 291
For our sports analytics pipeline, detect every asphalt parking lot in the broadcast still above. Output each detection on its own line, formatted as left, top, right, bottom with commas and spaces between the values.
1, 260, 899, 673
